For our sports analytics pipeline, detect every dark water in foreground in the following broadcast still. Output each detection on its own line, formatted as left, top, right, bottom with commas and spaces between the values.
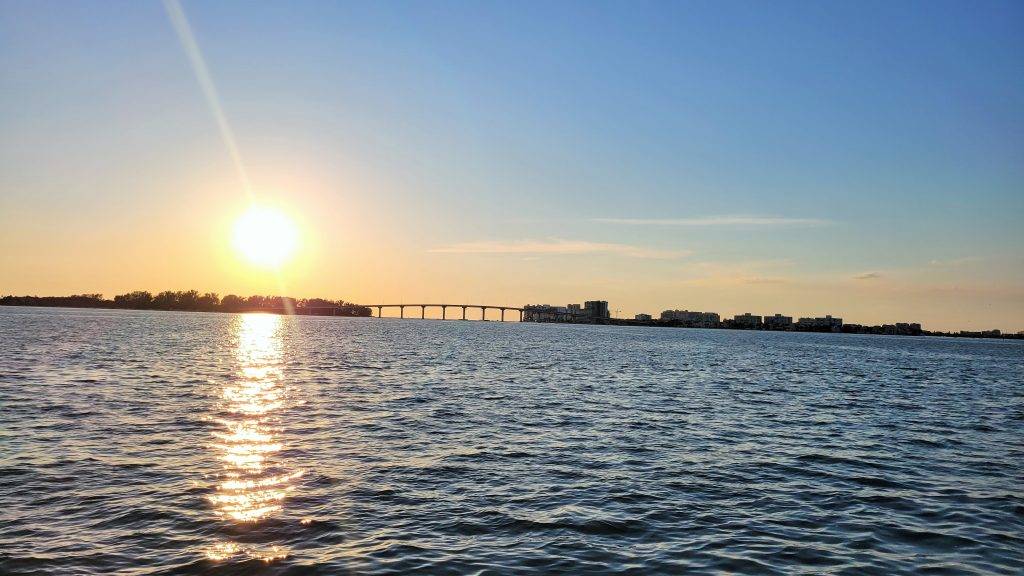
1, 307, 1022, 575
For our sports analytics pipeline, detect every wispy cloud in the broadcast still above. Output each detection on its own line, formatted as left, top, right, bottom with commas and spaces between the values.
593, 215, 832, 227
429, 238, 688, 259
928, 256, 984, 267
854, 272, 882, 280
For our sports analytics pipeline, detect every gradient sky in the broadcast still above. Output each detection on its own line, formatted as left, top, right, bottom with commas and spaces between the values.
2, 0, 1022, 330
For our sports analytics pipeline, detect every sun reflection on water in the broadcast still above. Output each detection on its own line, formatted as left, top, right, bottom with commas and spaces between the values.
205, 313, 301, 562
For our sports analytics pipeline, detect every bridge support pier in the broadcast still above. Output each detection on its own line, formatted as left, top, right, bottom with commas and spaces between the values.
462, 306, 466, 320
500, 308, 506, 322
421, 305, 425, 319
442, 306, 446, 320
377, 306, 382, 318
400, 305, 404, 319
519, 309, 523, 322
481, 307, 487, 321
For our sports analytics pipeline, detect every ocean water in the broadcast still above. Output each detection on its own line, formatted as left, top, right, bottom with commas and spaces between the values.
1, 306, 1022, 575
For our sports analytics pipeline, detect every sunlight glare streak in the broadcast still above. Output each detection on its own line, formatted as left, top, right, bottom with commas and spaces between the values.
164, 1, 302, 307
163, 0, 253, 199
204, 314, 302, 563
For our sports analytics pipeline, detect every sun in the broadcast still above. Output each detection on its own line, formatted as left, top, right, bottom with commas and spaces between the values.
232, 206, 299, 269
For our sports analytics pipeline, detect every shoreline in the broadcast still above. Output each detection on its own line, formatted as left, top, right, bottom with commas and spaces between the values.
3, 303, 1021, 340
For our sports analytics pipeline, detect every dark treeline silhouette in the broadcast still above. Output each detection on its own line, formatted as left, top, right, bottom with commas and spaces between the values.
0, 291, 372, 317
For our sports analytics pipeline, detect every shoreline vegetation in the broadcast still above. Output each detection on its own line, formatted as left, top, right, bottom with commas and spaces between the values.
1, 293, 1020, 339
0, 292, 371, 317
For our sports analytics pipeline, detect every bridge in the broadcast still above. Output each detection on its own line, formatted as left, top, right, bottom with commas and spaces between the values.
360, 304, 525, 321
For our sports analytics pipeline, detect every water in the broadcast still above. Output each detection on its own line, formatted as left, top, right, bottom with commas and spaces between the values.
1, 306, 1022, 575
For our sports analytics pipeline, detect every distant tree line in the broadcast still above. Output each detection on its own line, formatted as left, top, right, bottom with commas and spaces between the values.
0, 291, 371, 317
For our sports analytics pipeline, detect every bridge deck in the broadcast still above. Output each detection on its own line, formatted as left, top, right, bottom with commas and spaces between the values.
359, 303, 525, 321
360, 304, 524, 311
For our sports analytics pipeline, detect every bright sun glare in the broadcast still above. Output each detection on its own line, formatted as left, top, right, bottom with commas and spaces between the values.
232, 206, 298, 269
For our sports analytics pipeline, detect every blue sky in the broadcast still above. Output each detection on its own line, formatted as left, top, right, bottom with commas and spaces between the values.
1, 1, 1022, 329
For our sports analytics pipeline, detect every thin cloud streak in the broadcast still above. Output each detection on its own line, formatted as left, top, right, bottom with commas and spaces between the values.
928, 256, 984, 267
429, 238, 688, 259
855, 272, 882, 280
594, 215, 832, 227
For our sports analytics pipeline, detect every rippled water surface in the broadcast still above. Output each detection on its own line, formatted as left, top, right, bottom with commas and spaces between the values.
2, 307, 1023, 574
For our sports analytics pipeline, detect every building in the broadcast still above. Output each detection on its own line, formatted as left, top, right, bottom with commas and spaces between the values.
878, 323, 923, 336
524, 300, 611, 323
660, 310, 720, 328
795, 315, 843, 332
733, 313, 763, 330
763, 313, 793, 330
895, 323, 922, 336
523, 304, 568, 322
841, 322, 923, 335
584, 300, 610, 320
635, 313, 652, 322
958, 329, 1002, 337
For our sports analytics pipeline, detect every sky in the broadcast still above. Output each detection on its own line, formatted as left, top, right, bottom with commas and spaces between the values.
1, 0, 1022, 331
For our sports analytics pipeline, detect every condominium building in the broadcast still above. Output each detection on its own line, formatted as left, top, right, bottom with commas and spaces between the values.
660, 309, 721, 328
795, 315, 843, 332
733, 313, 763, 330
763, 314, 793, 330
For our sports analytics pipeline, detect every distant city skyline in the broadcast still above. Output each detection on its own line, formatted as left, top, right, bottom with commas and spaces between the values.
2, 1, 1022, 331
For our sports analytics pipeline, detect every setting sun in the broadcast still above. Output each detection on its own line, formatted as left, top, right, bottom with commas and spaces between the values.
232, 206, 299, 269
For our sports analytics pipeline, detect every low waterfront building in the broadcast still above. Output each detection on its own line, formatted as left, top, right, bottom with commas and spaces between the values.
635, 313, 652, 322
763, 313, 793, 330
733, 313, 763, 330
959, 329, 1002, 337
523, 304, 568, 322
841, 322, 923, 335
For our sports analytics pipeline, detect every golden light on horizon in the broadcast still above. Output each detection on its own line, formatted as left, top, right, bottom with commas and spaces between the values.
232, 206, 299, 269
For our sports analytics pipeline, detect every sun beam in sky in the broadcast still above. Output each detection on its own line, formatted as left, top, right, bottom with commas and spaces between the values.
232, 206, 299, 269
